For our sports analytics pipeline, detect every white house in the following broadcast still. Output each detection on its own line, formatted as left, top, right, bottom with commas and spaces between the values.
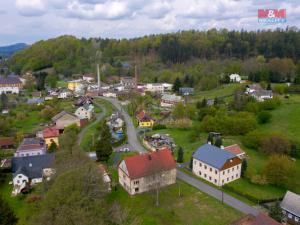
144, 83, 164, 93
58, 89, 72, 99
82, 74, 95, 83
14, 138, 46, 157
118, 148, 176, 195
229, 74, 241, 83
160, 94, 183, 108
11, 154, 55, 195
0, 75, 22, 94
75, 104, 94, 120
192, 144, 242, 186
103, 92, 117, 98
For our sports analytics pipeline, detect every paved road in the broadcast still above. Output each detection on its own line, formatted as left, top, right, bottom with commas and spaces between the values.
77, 101, 107, 146
177, 170, 259, 216
97, 96, 260, 217
98, 97, 147, 153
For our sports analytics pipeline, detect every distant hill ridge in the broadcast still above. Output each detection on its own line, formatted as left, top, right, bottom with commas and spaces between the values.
0, 43, 28, 57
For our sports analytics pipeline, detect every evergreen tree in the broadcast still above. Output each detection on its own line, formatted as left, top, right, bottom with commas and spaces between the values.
241, 159, 247, 178
48, 141, 58, 152
0, 93, 8, 110
177, 147, 184, 163
172, 77, 182, 92
267, 83, 272, 90
94, 122, 113, 162
201, 98, 207, 107
269, 201, 283, 222
0, 195, 18, 225
214, 137, 222, 148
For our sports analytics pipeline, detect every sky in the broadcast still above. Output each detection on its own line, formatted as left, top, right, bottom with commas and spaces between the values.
0, 0, 300, 46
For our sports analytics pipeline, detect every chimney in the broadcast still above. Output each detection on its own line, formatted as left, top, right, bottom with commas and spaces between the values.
97, 64, 101, 91
135, 65, 138, 88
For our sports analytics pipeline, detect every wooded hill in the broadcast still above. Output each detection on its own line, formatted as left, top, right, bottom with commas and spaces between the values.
9, 28, 300, 83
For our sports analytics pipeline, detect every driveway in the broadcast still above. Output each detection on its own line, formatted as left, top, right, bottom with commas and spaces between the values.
177, 170, 259, 216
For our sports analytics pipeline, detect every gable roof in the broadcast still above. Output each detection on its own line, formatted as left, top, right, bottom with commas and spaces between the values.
43, 127, 59, 138
0, 75, 22, 85
12, 153, 55, 179
121, 148, 176, 179
17, 138, 45, 152
281, 191, 300, 216
52, 110, 77, 122
193, 144, 238, 170
224, 144, 245, 156
0, 137, 15, 146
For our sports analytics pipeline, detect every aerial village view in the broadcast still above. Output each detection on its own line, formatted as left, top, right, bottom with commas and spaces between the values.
0, 1, 300, 225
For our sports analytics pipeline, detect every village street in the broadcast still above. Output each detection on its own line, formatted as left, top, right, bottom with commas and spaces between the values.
98, 97, 260, 217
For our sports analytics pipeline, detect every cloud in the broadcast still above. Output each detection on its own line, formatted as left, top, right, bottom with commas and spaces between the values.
139, 1, 173, 19
15, 0, 46, 16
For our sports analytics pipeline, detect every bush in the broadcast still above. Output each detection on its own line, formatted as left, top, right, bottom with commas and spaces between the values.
259, 97, 281, 110
257, 111, 272, 124
152, 124, 166, 130
261, 134, 291, 155
242, 130, 264, 149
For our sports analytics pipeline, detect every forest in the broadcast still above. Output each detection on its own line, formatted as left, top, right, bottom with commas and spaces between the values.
8, 27, 300, 89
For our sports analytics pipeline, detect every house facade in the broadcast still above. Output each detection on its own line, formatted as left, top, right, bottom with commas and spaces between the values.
75, 104, 94, 120
120, 76, 136, 89
136, 110, 154, 128
192, 144, 242, 186
229, 74, 241, 83
0, 75, 22, 94
11, 153, 55, 195
0, 137, 15, 149
160, 94, 183, 108
52, 111, 81, 130
281, 191, 300, 225
15, 138, 46, 157
118, 148, 176, 195
43, 127, 59, 147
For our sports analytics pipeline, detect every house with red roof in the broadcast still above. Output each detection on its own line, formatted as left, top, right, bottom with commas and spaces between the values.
43, 127, 60, 148
118, 148, 176, 195
224, 144, 246, 159
0, 137, 15, 149
136, 110, 154, 128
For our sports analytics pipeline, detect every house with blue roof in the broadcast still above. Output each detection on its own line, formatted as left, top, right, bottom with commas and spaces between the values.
192, 144, 242, 186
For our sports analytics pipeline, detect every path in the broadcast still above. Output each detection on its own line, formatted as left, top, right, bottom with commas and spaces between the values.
77, 101, 107, 145
177, 170, 259, 216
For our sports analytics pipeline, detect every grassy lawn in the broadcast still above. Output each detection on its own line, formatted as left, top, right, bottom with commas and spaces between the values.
191, 83, 241, 102
57, 80, 68, 88
0, 176, 27, 220
106, 180, 243, 225
80, 120, 101, 151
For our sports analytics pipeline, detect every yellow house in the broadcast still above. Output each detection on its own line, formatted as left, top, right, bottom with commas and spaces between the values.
68, 80, 81, 91
43, 127, 60, 148
136, 110, 154, 128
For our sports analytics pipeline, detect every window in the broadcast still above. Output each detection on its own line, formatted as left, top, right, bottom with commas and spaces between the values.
199, 162, 202, 167
227, 178, 229, 181
227, 170, 229, 174
223, 171, 225, 175
210, 168, 212, 172
209, 176, 211, 180
199, 171, 201, 176
215, 170, 218, 174
214, 179, 217, 183
231, 176, 234, 180
134, 180, 139, 185
204, 174, 207, 178
232, 168, 234, 171
135, 188, 139, 192
204, 165, 207, 169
